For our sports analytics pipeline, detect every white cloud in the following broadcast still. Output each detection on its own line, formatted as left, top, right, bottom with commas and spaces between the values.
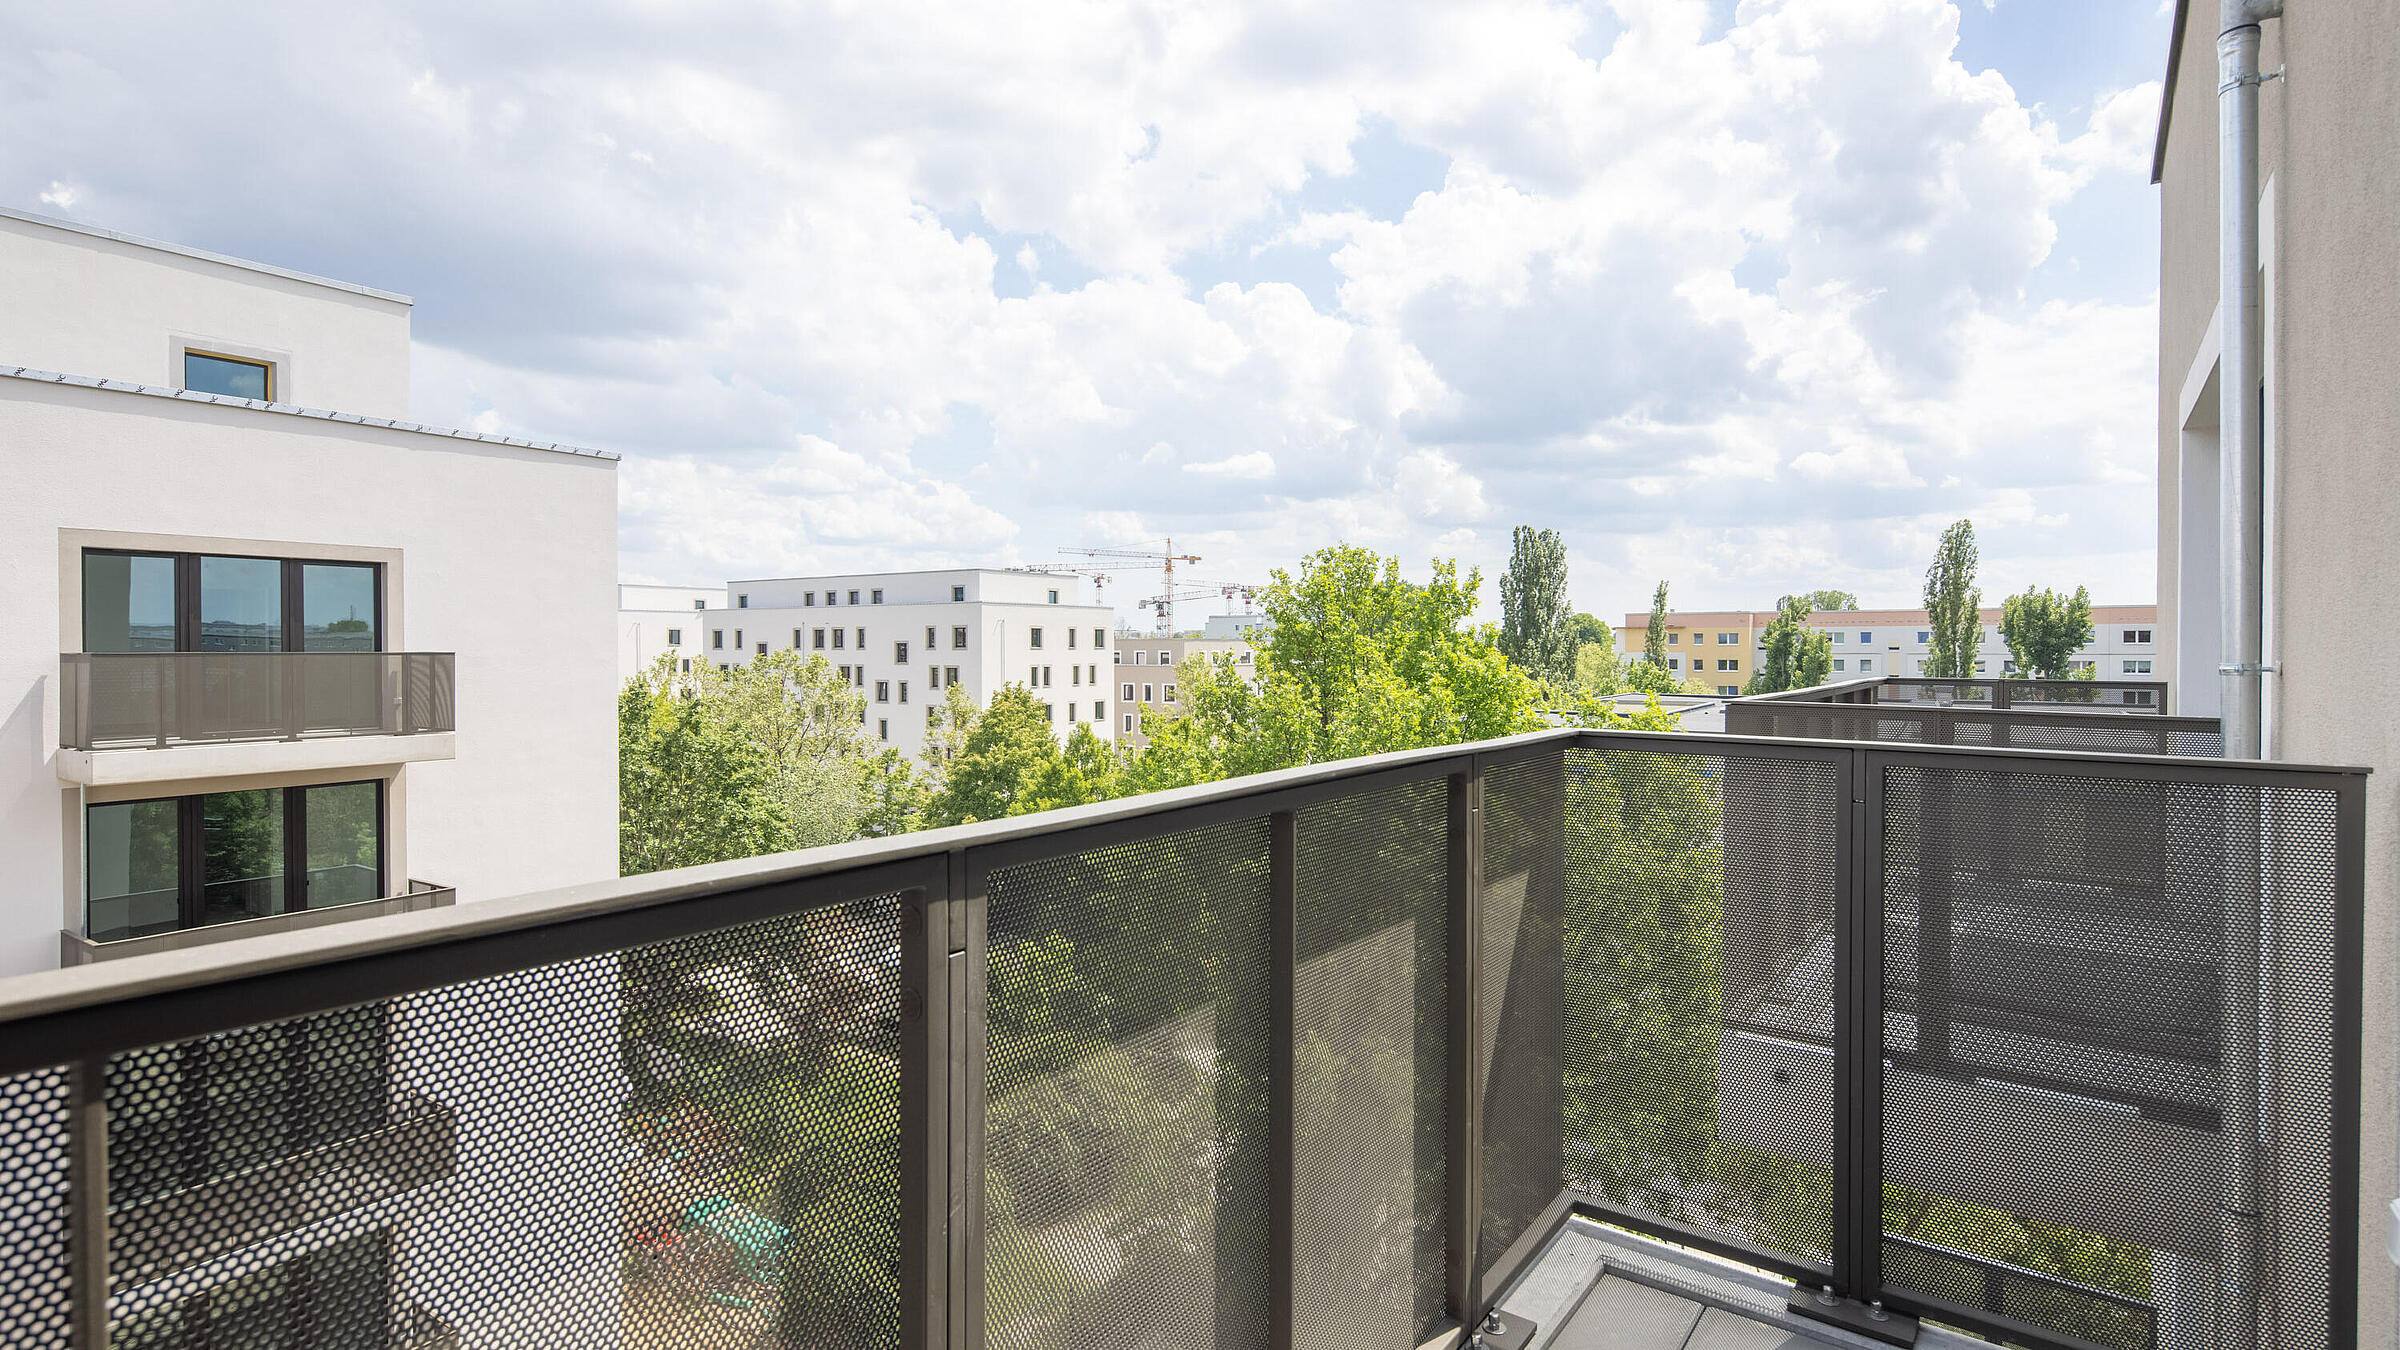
0, 0, 2169, 622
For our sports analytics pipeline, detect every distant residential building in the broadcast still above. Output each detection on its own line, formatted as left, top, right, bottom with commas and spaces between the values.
620, 569, 1117, 759
1112, 635, 1257, 748
1614, 603, 2161, 696
1202, 612, 1272, 641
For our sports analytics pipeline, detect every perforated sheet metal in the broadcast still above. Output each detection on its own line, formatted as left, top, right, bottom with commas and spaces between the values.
1880, 764, 2344, 1350
1726, 703, 2222, 757
0, 1068, 72, 1347
984, 818, 1273, 1350
94, 895, 905, 1350
1563, 746, 1843, 1274
1476, 754, 1566, 1285
1292, 778, 1449, 1350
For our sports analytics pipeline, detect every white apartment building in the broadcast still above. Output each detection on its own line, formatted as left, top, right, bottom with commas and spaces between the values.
1112, 634, 1257, 748
1616, 604, 2162, 697
620, 569, 1119, 758
0, 207, 620, 1345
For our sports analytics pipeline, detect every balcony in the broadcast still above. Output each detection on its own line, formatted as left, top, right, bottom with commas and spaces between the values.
56, 651, 456, 784
1730, 675, 2218, 755
0, 724, 2362, 1350
60, 880, 456, 966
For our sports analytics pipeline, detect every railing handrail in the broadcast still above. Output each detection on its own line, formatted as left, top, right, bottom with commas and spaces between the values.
62, 649, 459, 658
0, 722, 2363, 1055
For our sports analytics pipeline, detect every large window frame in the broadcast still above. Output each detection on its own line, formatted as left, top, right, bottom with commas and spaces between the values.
82, 548, 385, 655
85, 780, 387, 943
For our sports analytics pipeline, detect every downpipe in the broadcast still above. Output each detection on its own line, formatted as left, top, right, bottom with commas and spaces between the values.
2216, 7, 2280, 1350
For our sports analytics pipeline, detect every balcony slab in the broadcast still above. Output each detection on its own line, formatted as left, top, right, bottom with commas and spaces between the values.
55, 730, 454, 785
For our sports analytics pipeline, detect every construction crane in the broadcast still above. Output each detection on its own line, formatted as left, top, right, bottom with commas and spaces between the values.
1133, 578, 1263, 635
1060, 540, 1203, 635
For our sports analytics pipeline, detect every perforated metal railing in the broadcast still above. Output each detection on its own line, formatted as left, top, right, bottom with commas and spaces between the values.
1728, 676, 2221, 756
0, 727, 2362, 1350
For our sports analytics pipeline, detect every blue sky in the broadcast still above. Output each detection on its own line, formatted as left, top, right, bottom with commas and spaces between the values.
1, 0, 2174, 627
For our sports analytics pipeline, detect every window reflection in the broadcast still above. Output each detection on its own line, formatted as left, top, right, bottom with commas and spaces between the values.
201, 789, 284, 928
302, 563, 379, 651
182, 351, 270, 400
82, 553, 178, 652
199, 556, 282, 652
86, 800, 182, 943
306, 782, 382, 908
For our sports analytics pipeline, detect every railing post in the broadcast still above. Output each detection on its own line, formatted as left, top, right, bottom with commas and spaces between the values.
1444, 762, 1483, 1320
1268, 810, 1297, 1350
68, 1055, 108, 1349
954, 850, 987, 1350
901, 879, 947, 1350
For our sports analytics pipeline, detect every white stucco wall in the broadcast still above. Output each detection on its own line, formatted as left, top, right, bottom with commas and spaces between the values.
0, 208, 413, 419
0, 376, 619, 976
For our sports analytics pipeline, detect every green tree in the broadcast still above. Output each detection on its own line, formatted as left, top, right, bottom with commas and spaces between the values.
924, 686, 1076, 826
618, 672, 793, 875
1747, 596, 1833, 694
1643, 581, 1670, 669
1921, 520, 1982, 679
1783, 589, 1859, 613
1573, 631, 1624, 696
1565, 611, 1610, 653
1999, 584, 2095, 679
1498, 525, 1575, 685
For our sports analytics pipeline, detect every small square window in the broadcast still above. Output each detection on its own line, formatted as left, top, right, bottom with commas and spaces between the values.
1859, 631, 1872, 643
1833, 659, 1847, 671
754, 642, 766, 656
694, 599, 707, 611
953, 585, 966, 602
667, 628, 682, 645
738, 594, 749, 608
805, 592, 816, 606
849, 590, 861, 605
1155, 651, 1168, 665
182, 350, 272, 400
1669, 633, 1679, 645
944, 666, 959, 686
1860, 658, 1874, 671
872, 589, 884, 604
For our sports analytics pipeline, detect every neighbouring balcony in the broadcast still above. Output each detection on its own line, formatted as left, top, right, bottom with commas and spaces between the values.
56, 652, 456, 784
61, 879, 456, 966
0, 717, 2364, 1350
1729, 675, 2218, 755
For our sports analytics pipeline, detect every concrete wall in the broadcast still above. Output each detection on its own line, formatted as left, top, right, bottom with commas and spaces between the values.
0, 209, 413, 419
0, 378, 618, 975
2157, 2, 2400, 1340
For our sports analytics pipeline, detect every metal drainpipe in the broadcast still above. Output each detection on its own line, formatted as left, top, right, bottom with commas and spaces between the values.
2218, 0, 2279, 762
2216, 10, 2280, 1350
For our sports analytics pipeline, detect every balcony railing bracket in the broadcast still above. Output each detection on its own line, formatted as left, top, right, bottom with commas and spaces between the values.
1467, 1308, 1537, 1350
1787, 1292, 1920, 1346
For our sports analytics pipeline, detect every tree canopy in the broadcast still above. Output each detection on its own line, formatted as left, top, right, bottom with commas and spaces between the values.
1782, 589, 1860, 613
1498, 525, 1577, 686
1921, 520, 1983, 679
1747, 595, 1833, 694
1999, 584, 2095, 679
1643, 582, 1670, 670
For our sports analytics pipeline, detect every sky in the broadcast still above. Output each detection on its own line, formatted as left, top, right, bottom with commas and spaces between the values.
1, 0, 2176, 629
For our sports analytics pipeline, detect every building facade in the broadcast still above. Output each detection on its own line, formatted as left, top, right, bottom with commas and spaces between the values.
0, 207, 621, 1345
1615, 604, 2162, 696
1111, 634, 1258, 749
2151, 1, 2400, 1336
619, 569, 1118, 760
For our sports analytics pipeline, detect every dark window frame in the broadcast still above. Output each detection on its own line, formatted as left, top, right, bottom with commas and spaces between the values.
82, 548, 386, 655
85, 779, 386, 942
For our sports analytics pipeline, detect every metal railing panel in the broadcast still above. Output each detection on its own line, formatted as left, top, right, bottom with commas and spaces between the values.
978, 817, 1276, 1350
1475, 750, 1567, 1292
57, 652, 457, 751
1726, 700, 2222, 758
0, 1067, 74, 1346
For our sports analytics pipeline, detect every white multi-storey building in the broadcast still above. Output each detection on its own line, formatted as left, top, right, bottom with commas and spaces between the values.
620, 569, 1119, 758
0, 206, 620, 1345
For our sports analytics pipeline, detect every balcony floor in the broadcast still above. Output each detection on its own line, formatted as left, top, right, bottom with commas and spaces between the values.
1555, 1277, 1818, 1349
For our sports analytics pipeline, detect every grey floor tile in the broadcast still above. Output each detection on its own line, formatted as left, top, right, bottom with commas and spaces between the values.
1550, 1275, 1705, 1350
1681, 1306, 1826, 1350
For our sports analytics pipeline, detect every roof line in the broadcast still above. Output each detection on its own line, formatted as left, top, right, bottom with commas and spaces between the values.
1, 366, 619, 463
0, 206, 413, 306
2152, 0, 2192, 185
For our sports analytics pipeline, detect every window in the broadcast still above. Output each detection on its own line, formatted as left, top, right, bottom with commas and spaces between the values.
953, 585, 967, 602
1164, 683, 1177, 703
2124, 659, 2154, 674
181, 349, 272, 400
1134, 650, 1148, 665
1030, 628, 1045, 649
899, 682, 909, 703
790, 629, 803, 649
896, 641, 910, 664
1973, 661, 1988, 674
945, 667, 959, 686
1155, 651, 1169, 665
85, 781, 383, 943
929, 706, 939, 723
1719, 685, 1741, 697
1718, 633, 1737, 644
1113, 650, 1122, 665
667, 628, 683, 646
1067, 703, 1077, 721
2124, 628, 2154, 644
1830, 632, 1846, 643
855, 628, 865, 649
82, 550, 383, 654
1916, 630, 1931, 643
1044, 703, 1055, 721
695, 599, 708, 611
849, 590, 862, 605
1088, 664, 1098, 684
755, 642, 767, 657
1125, 714, 1136, 732
1094, 629, 1106, 649
1668, 633, 1679, 645
1859, 631, 1872, 643
1718, 659, 1738, 671
876, 681, 891, 702
1240, 652, 1252, 664
1068, 628, 1079, 649
832, 628, 845, 649
839, 665, 852, 681
1832, 659, 1847, 672
927, 668, 940, 689
1666, 658, 1680, 671
878, 719, 889, 742
737, 594, 749, 608
1048, 589, 1060, 605
712, 630, 724, 650
806, 592, 816, 606
1093, 701, 1105, 723
1122, 682, 1136, 701
813, 629, 827, 649
1072, 666, 1081, 686
927, 626, 937, 650
1860, 658, 1874, 672
734, 629, 743, 648
953, 626, 969, 649
1143, 683, 1155, 702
